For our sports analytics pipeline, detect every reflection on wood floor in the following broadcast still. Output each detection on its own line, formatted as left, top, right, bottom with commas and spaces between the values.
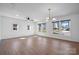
0, 35, 79, 55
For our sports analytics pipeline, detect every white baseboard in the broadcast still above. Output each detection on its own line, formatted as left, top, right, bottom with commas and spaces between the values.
1, 35, 34, 40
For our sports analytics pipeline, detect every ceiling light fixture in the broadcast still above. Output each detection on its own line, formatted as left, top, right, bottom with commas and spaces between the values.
24, 17, 34, 22
48, 8, 51, 20
46, 8, 56, 21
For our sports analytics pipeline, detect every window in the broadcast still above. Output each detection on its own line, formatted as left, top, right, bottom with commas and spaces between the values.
61, 20, 70, 31
52, 21, 59, 34
60, 20, 71, 36
38, 24, 41, 32
42, 23, 46, 32
27, 25, 30, 30
13, 24, 17, 30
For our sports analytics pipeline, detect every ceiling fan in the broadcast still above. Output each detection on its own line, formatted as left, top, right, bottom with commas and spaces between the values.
25, 17, 34, 21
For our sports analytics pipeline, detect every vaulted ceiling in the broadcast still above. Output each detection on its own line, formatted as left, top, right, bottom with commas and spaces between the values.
0, 3, 79, 21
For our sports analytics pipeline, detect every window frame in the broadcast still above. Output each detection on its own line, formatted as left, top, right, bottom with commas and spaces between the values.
42, 23, 46, 32
52, 21, 59, 34
60, 19, 70, 31
27, 25, 30, 30
38, 24, 41, 32
13, 24, 18, 31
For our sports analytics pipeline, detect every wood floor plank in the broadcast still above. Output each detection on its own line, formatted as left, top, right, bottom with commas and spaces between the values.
0, 35, 79, 55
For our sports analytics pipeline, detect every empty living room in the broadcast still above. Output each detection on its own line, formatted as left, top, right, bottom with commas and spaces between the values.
0, 3, 79, 55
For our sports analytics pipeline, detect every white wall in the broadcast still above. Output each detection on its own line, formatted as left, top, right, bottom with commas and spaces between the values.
35, 14, 79, 42
0, 17, 1, 39
0, 14, 79, 42
0, 16, 35, 39
70, 15, 79, 42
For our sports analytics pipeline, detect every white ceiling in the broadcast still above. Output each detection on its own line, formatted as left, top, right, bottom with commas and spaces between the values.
0, 3, 79, 21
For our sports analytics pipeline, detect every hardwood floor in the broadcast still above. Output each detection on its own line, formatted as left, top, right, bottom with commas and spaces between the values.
0, 35, 79, 55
